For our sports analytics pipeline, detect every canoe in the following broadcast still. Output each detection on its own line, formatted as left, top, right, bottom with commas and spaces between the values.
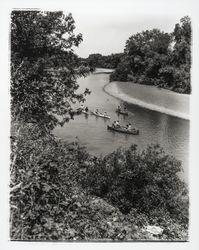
82, 110, 90, 115
116, 109, 128, 115
107, 125, 139, 135
73, 109, 82, 115
74, 108, 84, 114
91, 111, 110, 119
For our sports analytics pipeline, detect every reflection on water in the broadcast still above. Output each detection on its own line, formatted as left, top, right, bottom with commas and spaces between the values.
53, 72, 189, 182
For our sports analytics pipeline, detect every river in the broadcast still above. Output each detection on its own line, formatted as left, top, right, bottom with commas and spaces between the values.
53, 69, 189, 181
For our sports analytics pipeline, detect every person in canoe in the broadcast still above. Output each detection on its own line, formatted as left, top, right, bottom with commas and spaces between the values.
69, 108, 75, 119
112, 121, 117, 127
115, 120, 120, 127
85, 107, 89, 112
117, 105, 121, 111
126, 123, 132, 130
80, 104, 85, 110
95, 109, 99, 114
103, 111, 107, 117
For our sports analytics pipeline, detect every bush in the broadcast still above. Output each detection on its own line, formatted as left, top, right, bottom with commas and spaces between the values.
79, 144, 188, 226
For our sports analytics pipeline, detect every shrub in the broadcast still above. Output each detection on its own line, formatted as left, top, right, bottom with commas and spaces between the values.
79, 144, 188, 227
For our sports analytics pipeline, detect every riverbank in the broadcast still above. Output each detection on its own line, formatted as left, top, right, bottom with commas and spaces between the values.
104, 81, 190, 120
94, 68, 114, 74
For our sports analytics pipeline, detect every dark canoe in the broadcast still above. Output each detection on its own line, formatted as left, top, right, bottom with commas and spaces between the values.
107, 125, 139, 135
116, 109, 128, 115
91, 111, 110, 119
74, 108, 83, 115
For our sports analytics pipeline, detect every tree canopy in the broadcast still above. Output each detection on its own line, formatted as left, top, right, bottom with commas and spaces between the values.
86, 53, 123, 70
11, 11, 90, 132
110, 16, 191, 94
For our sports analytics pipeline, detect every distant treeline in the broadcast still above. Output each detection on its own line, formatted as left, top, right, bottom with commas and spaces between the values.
85, 16, 191, 94
82, 53, 123, 70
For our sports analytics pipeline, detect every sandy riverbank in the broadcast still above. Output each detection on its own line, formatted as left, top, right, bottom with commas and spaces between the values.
104, 81, 190, 120
94, 68, 114, 74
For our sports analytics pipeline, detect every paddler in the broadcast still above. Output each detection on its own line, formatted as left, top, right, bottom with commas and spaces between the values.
69, 108, 75, 119
80, 104, 85, 110
112, 121, 117, 127
117, 105, 121, 111
115, 120, 120, 127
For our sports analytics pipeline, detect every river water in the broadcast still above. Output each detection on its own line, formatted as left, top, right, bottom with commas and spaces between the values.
54, 70, 189, 181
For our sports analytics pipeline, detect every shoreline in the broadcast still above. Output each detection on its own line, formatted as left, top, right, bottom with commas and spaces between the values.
103, 81, 190, 120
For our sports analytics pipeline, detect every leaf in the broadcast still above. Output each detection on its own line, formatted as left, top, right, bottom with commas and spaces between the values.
42, 183, 51, 192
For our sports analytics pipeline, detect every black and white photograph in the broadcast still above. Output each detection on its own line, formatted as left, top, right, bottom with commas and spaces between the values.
1, 0, 199, 248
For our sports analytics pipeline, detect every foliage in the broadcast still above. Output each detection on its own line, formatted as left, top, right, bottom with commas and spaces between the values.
110, 56, 131, 81
110, 29, 171, 83
10, 124, 188, 241
10, 124, 188, 240
9, 124, 151, 240
79, 144, 188, 237
11, 11, 90, 132
110, 16, 191, 94
86, 53, 123, 70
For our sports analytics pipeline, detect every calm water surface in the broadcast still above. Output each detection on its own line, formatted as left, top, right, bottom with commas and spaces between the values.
54, 71, 189, 181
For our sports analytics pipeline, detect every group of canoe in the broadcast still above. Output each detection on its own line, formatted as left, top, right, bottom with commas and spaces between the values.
79, 104, 139, 135
80, 105, 110, 118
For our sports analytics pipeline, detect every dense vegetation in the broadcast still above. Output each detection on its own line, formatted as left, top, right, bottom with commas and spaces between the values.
11, 11, 90, 133
10, 125, 188, 240
85, 53, 123, 71
10, 11, 189, 241
110, 16, 191, 94
80, 145, 188, 226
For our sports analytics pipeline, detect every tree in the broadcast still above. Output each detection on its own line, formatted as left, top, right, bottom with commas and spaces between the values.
159, 16, 191, 93
172, 16, 191, 65
86, 53, 103, 69
86, 53, 123, 70
125, 29, 171, 76
111, 29, 171, 84
110, 56, 130, 81
111, 17, 191, 93
11, 11, 90, 133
